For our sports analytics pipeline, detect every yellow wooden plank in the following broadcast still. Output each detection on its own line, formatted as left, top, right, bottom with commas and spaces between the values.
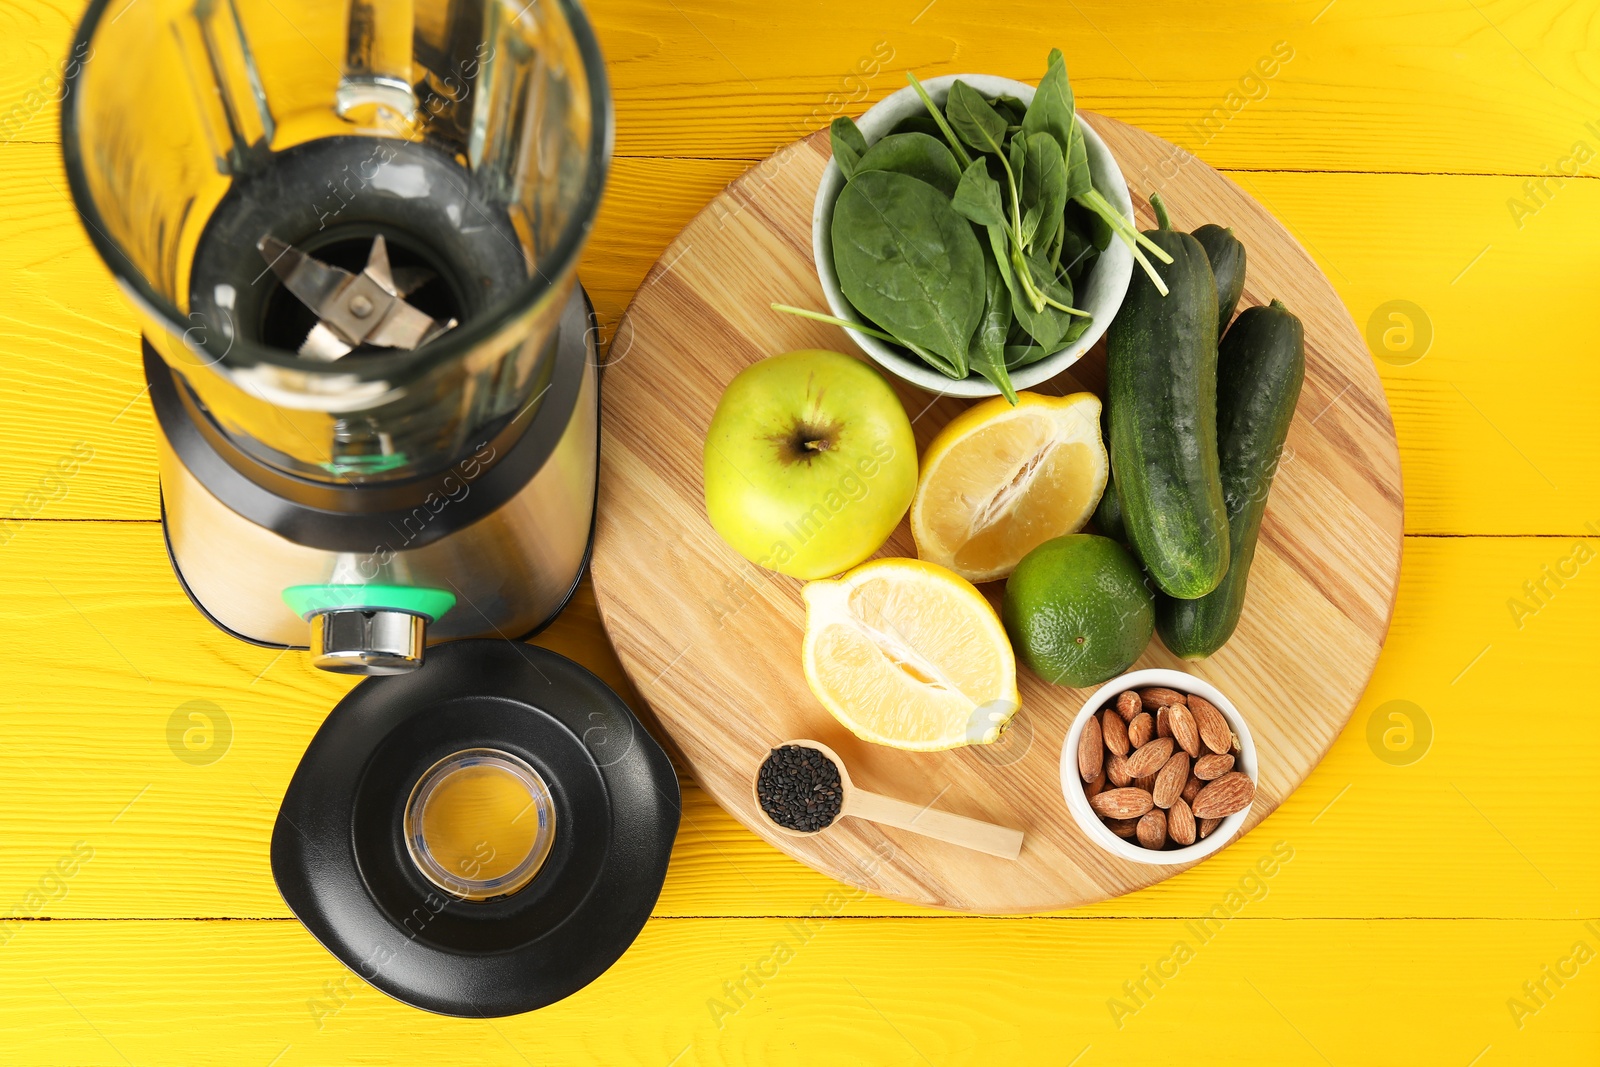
8, 0, 1600, 176
0, 0, 1590, 1055
3, 141, 1597, 532
0, 917, 1595, 1064
1, 521, 1594, 920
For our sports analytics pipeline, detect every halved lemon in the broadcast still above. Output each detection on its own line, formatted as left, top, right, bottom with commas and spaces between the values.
911, 391, 1107, 583
801, 558, 1020, 751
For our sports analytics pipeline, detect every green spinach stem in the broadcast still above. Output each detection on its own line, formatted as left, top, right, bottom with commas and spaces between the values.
771, 304, 963, 378
1040, 294, 1091, 317
769, 304, 902, 344
1074, 189, 1171, 296
1009, 242, 1049, 313
905, 73, 973, 169
1082, 188, 1173, 262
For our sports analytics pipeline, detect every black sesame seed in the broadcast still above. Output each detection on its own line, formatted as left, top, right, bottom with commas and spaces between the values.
756, 745, 843, 832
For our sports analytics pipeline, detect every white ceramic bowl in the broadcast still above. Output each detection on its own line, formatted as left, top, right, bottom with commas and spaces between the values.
1058, 668, 1258, 865
812, 74, 1134, 397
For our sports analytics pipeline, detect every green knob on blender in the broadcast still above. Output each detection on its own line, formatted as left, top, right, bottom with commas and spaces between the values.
281, 584, 457, 622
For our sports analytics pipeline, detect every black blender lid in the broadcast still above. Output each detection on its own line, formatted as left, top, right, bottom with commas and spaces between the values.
271, 640, 680, 1017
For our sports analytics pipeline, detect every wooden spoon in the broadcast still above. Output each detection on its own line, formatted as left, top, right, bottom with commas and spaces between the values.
753, 739, 1024, 860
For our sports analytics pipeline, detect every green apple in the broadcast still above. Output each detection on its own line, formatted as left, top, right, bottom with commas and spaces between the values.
703, 349, 917, 580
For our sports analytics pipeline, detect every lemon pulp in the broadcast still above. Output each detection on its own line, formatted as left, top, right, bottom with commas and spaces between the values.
911, 392, 1107, 583
801, 558, 1020, 751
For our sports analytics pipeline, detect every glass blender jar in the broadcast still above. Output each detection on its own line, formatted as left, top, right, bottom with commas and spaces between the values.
63, 0, 612, 672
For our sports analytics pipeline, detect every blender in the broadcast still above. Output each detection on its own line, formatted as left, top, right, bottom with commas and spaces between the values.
63, 0, 682, 1018
63, 0, 612, 674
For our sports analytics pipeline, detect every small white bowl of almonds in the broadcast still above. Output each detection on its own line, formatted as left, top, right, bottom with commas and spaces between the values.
1058, 668, 1258, 865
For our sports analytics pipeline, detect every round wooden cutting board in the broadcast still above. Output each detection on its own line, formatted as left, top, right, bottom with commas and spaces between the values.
590, 115, 1403, 913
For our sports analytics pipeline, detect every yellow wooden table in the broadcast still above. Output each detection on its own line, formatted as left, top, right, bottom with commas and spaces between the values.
2, 0, 1597, 1062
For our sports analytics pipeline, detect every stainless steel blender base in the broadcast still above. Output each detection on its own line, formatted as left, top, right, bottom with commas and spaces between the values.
156, 290, 600, 653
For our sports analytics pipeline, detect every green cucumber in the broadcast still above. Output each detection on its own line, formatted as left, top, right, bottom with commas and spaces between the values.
1157, 300, 1305, 657
1107, 194, 1228, 599
1091, 403, 1126, 542
1093, 469, 1127, 544
1192, 224, 1246, 328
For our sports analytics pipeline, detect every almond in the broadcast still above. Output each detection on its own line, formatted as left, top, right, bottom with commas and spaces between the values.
1199, 816, 1223, 839
1156, 706, 1172, 739
1140, 687, 1188, 710
1078, 714, 1104, 782
1194, 753, 1235, 780
1168, 798, 1196, 846
1136, 808, 1168, 849
1191, 772, 1256, 819
1152, 751, 1190, 808
1127, 712, 1155, 749
1084, 767, 1107, 798
1089, 787, 1154, 820
1181, 774, 1203, 804
1134, 774, 1158, 793
1190, 695, 1232, 755
1115, 690, 1142, 721
1168, 703, 1201, 758
1124, 736, 1175, 779
1106, 754, 1133, 788
1104, 817, 1139, 839
1101, 709, 1130, 757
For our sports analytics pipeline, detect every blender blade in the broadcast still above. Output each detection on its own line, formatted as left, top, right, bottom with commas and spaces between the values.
257, 234, 456, 360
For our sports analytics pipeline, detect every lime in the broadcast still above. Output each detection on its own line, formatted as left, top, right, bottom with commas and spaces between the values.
1001, 534, 1154, 688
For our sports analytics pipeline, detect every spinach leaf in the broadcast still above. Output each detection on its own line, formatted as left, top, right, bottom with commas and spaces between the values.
831, 116, 868, 180
1009, 251, 1083, 351
1010, 286, 1064, 350
1003, 315, 1089, 366
991, 94, 1026, 126
951, 158, 1006, 228
1064, 311, 1093, 345
831, 169, 985, 369
856, 132, 962, 197
1004, 343, 1048, 369
1021, 48, 1075, 158
986, 222, 1018, 299
1067, 248, 1099, 290
1024, 50, 1092, 202
1005, 308, 1092, 369
1019, 132, 1067, 253
945, 80, 1009, 157
1057, 218, 1095, 276
1064, 121, 1092, 199
1007, 134, 1026, 191
968, 243, 1016, 402
901, 336, 963, 378
888, 112, 946, 140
